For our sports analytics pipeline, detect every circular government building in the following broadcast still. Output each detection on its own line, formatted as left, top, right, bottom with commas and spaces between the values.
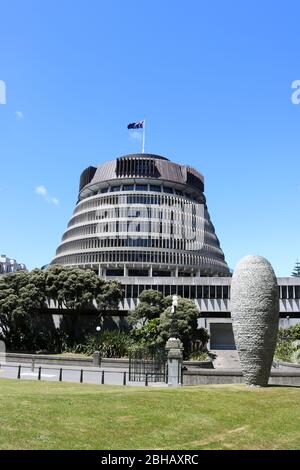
52, 153, 229, 279
51, 153, 300, 349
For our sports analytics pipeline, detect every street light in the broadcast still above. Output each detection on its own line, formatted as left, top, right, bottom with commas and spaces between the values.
93, 325, 102, 367
170, 295, 179, 339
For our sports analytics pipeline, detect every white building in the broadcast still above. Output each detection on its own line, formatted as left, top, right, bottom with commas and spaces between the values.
0, 254, 26, 275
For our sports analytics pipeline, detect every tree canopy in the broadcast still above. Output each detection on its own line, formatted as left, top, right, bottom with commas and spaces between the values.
0, 265, 124, 351
128, 289, 206, 357
292, 260, 300, 277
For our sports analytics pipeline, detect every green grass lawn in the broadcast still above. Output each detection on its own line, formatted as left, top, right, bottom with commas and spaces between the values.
0, 379, 299, 450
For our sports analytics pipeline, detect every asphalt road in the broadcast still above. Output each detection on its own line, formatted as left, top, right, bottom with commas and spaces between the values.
0, 362, 152, 387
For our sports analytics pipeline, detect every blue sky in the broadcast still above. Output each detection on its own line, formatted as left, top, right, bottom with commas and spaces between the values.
0, 0, 299, 276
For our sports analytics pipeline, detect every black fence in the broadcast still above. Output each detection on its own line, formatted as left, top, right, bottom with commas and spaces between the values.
0, 363, 135, 386
129, 348, 167, 383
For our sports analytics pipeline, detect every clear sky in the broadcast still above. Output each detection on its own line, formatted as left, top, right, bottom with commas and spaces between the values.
0, 0, 299, 276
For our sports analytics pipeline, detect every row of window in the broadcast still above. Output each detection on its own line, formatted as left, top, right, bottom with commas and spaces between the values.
61, 223, 220, 250
280, 285, 300, 299
74, 193, 205, 216
80, 182, 202, 201
122, 284, 300, 300
123, 284, 231, 299
53, 250, 226, 270
56, 237, 225, 259
101, 183, 177, 194
72, 205, 205, 225
66, 219, 206, 241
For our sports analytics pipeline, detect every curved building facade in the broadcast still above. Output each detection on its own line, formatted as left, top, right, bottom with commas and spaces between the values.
52, 153, 229, 277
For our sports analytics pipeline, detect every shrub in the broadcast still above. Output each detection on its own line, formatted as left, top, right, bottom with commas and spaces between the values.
278, 323, 300, 342
188, 351, 209, 361
275, 340, 294, 362
67, 330, 134, 358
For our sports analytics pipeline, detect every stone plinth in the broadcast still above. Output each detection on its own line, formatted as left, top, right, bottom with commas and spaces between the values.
165, 338, 184, 387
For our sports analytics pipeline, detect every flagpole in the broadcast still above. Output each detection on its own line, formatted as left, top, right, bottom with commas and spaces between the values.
142, 119, 145, 154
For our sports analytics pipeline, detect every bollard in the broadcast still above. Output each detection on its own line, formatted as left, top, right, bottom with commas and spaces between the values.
17, 365, 21, 379
101, 370, 105, 385
38, 367, 41, 381
123, 371, 126, 386
145, 373, 148, 387
59, 368, 63, 382
80, 369, 83, 383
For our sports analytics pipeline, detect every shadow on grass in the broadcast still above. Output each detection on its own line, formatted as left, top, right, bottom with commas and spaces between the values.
267, 384, 300, 389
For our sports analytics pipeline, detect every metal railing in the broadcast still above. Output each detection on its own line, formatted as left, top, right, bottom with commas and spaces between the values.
0, 363, 129, 386
0, 363, 170, 387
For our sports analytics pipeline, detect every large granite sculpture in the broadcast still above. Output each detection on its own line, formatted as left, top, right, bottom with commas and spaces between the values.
231, 255, 279, 386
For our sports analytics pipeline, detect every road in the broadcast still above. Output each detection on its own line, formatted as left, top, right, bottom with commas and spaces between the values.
0, 362, 154, 387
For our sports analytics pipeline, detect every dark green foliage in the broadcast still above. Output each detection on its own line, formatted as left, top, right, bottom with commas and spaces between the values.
130, 318, 161, 347
275, 323, 300, 363
291, 260, 300, 277
157, 298, 200, 357
44, 265, 123, 311
0, 270, 46, 351
0, 266, 123, 352
127, 289, 163, 326
72, 330, 134, 358
277, 323, 300, 342
128, 290, 206, 358
275, 340, 294, 362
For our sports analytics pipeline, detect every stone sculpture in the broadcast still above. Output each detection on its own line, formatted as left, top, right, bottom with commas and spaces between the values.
231, 255, 279, 386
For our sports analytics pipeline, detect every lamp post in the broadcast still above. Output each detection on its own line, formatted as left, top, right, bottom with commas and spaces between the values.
170, 295, 178, 339
93, 325, 101, 367
96, 325, 101, 349
165, 294, 183, 386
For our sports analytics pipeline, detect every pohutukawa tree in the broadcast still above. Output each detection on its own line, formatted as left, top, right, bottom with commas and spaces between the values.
0, 266, 123, 351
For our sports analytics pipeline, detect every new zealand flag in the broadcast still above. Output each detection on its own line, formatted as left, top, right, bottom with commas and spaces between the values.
127, 120, 144, 129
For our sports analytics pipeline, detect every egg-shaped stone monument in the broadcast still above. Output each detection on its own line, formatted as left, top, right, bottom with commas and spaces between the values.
231, 255, 279, 386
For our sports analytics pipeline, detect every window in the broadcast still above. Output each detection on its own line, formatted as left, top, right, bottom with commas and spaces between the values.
150, 185, 161, 192
288, 286, 294, 299
111, 186, 121, 192
165, 285, 171, 296
223, 286, 229, 299
123, 184, 134, 191
163, 186, 173, 194
106, 269, 123, 276
184, 286, 190, 298
281, 286, 287, 299
136, 184, 147, 191
132, 285, 138, 298
197, 286, 203, 298
210, 286, 216, 299
128, 269, 149, 277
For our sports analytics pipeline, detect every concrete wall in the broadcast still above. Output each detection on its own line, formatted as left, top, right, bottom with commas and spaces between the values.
183, 369, 300, 386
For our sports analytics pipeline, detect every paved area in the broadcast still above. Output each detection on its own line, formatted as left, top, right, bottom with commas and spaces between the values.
210, 349, 241, 369
0, 362, 152, 387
